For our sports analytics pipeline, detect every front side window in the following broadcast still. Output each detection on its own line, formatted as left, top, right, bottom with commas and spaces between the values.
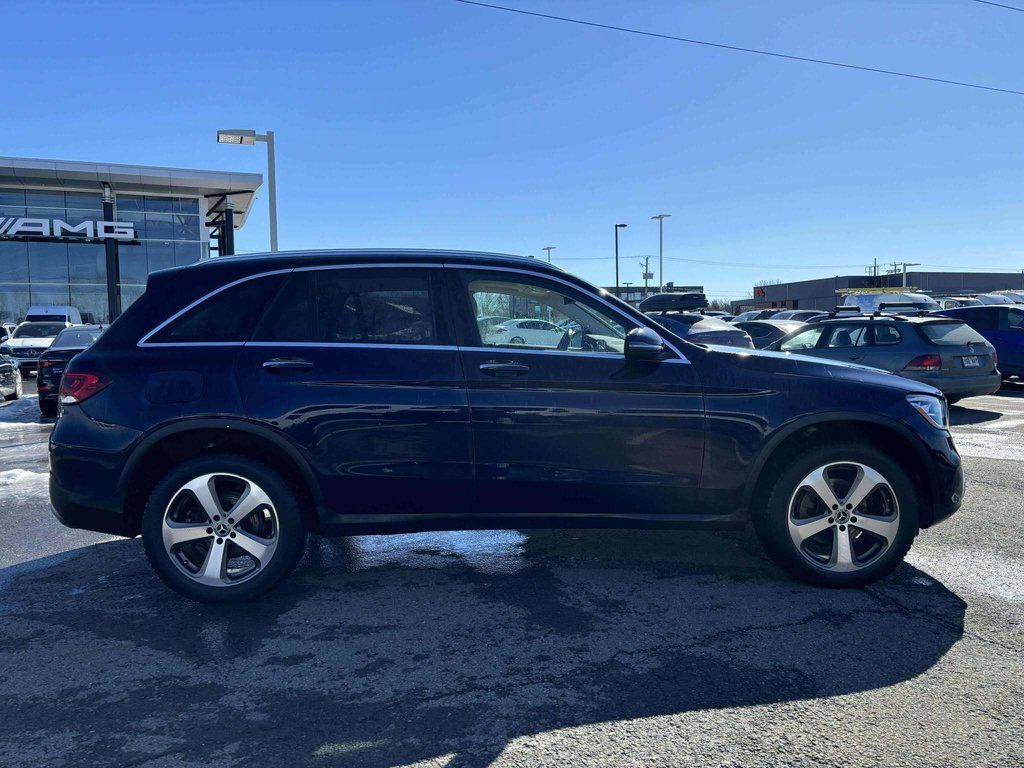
779, 326, 824, 352
824, 324, 870, 348
253, 268, 436, 345
148, 274, 286, 344
464, 273, 627, 353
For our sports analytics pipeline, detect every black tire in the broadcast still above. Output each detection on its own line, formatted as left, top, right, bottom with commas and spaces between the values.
510, 336, 526, 344
141, 454, 306, 603
38, 398, 58, 416
753, 443, 919, 588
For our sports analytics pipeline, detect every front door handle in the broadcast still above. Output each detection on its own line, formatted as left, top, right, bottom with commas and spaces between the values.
479, 361, 530, 377
263, 358, 314, 373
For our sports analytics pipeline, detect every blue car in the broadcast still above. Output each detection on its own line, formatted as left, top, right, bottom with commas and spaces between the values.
936, 306, 1024, 380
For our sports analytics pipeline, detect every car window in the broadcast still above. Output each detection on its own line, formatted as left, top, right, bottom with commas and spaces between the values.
919, 321, 987, 346
824, 324, 869, 348
872, 325, 902, 345
13, 323, 65, 338
254, 268, 436, 345
959, 308, 999, 329
149, 274, 287, 343
779, 326, 824, 351
743, 324, 772, 338
464, 273, 628, 353
1007, 309, 1024, 330
52, 329, 102, 348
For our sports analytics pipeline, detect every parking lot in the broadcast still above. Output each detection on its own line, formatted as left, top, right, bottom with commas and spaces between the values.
1, 381, 1021, 768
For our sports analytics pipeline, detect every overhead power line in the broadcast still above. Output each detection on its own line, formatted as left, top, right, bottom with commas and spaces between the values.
455, 0, 1024, 97
972, 0, 1024, 12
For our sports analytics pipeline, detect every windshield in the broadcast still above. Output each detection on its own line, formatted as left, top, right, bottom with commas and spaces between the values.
13, 323, 65, 338
52, 329, 102, 348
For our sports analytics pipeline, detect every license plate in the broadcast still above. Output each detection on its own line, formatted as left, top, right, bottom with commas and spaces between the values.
961, 356, 980, 368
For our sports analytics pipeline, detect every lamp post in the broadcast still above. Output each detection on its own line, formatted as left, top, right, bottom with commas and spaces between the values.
216, 128, 278, 251
614, 223, 628, 296
542, 246, 556, 262
651, 214, 671, 292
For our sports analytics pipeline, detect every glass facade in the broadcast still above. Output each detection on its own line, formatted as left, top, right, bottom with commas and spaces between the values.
0, 188, 207, 324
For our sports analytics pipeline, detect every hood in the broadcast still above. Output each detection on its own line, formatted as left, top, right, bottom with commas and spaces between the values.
700, 345, 944, 397
5, 337, 55, 348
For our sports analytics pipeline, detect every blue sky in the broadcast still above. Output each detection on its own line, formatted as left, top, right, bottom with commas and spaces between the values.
4, 0, 1023, 298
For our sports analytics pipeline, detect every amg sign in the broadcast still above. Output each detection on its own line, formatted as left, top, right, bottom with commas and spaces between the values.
0, 217, 136, 241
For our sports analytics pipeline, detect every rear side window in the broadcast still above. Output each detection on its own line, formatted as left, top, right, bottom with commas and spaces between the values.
871, 325, 903, 345
254, 268, 437, 345
824, 324, 869, 348
958, 308, 999, 329
1007, 309, 1024, 330
148, 274, 286, 344
918, 322, 987, 346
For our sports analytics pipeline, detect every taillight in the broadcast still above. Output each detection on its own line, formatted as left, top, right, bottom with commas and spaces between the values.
59, 372, 109, 404
38, 359, 56, 370
904, 354, 941, 372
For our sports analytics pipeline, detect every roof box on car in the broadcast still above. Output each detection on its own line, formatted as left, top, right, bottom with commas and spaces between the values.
637, 292, 708, 312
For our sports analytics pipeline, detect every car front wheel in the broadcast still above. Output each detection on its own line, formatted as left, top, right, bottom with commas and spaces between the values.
4, 370, 22, 401
754, 444, 918, 587
141, 454, 306, 602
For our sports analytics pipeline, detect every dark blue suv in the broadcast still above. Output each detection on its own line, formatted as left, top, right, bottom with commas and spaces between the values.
50, 250, 964, 602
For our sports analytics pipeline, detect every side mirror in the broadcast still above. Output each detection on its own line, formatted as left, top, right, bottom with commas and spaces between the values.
625, 326, 667, 360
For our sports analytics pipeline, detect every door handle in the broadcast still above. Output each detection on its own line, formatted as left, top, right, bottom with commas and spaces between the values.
479, 361, 530, 377
262, 358, 314, 373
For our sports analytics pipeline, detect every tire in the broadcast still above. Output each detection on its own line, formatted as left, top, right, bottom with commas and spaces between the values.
39, 399, 58, 416
510, 336, 526, 345
141, 454, 306, 603
3, 371, 21, 402
753, 443, 918, 588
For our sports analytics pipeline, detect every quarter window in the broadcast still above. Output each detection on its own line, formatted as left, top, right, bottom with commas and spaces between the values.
148, 274, 286, 343
464, 273, 628, 353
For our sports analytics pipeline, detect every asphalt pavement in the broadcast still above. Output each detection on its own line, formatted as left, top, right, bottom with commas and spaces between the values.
0, 381, 1021, 768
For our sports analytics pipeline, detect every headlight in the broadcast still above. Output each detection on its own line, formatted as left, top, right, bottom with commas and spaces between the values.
907, 394, 948, 430
0, 346, 11, 356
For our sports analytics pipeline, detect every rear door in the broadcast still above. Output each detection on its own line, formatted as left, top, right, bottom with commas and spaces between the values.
234, 265, 472, 520
447, 267, 705, 519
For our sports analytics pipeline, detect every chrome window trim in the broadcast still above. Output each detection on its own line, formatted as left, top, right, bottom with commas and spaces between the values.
244, 341, 455, 352
447, 262, 690, 363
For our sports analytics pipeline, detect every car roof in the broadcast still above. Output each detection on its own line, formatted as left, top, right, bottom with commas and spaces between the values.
816, 314, 954, 324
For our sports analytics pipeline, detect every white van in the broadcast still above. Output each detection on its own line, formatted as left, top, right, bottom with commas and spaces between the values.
24, 305, 83, 324
841, 292, 940, 313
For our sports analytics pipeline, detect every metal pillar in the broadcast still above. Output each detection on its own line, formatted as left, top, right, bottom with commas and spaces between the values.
223, 196, 235, 256
102, 183, 122, 322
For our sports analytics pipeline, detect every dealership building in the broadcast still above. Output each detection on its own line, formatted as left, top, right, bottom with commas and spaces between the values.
0, 156, 263, 324
733, 270, 1024, 313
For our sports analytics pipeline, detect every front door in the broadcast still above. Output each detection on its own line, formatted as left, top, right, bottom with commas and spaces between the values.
448, 268, 704, 520
235, 266, 472, 520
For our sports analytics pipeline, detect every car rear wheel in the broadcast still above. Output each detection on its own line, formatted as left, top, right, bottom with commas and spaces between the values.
141, 454, 306, 603
754, 444, 918, 587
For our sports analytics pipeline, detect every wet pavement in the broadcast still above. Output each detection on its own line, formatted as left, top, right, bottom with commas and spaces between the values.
0, 386, 1021, 767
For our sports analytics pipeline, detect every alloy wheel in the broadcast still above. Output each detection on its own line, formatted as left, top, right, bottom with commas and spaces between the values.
787, 462, 900, 573
161, 473, 279, 587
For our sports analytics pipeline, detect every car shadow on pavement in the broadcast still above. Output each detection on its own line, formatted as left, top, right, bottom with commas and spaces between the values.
949, 404, 1002, 426
0, 527, 965, 768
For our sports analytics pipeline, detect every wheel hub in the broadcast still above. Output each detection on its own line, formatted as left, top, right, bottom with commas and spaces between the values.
834, 508, 850, 524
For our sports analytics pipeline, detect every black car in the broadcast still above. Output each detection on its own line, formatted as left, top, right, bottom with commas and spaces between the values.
51, 250, 964, 602
645, 312, 754, 348
733, 320, 807, 349
36, 325, 105, 417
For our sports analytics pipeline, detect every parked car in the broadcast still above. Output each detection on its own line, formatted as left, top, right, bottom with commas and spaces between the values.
731, 309, 781, 322
51, 249, 964, 601
773, 310, 828, 323
492, 318, 566, 347
36, 325, 105, 417
842, 292, 940, 313
936, 306, 1024, 380
0, 349, 22, 402
974, 293, 1016, 306
645, 312, 754, 348
0, 321, 67, 375
733, 320, 807, 349
991, 291, 1024, 304
770, 315, 1000, 402
638, 292, 707, 312
934, 297, 982, 310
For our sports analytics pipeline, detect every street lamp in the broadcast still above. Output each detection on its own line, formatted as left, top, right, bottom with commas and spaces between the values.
614, 223, 628, 296
542, 246, 557, 262
651, 214, 671, 292
216, 128, 279, 251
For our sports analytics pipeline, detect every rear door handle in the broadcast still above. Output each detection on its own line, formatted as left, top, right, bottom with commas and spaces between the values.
263, 358, 314, 373
479, 361, 530, 377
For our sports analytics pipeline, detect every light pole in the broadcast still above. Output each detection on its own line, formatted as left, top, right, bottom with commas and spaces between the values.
651, 214, 671, 292
614, 223, 628, 296
217, 128, 279, 251
902, 262, 920, 288
542, 246, 556, 262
